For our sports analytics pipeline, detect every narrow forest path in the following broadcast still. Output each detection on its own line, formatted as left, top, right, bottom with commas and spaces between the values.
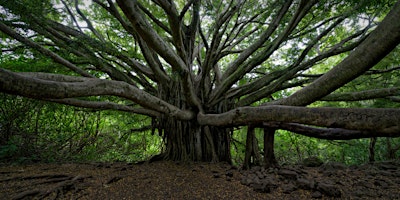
1, 160, 399, 199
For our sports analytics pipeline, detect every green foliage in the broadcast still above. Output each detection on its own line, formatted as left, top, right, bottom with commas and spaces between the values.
231, 127, 400, 166
275, 133, 400, 166
230, 127, 246, 165
0, 143, 18, 160
0, 94, 161, 164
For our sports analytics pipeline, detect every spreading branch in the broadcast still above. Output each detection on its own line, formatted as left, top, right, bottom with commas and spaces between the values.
263, 122, 399, 140
321, 87, 400, 101
273, 1, 400, 106
0, 69, 193, 120
198, 105, 400, 134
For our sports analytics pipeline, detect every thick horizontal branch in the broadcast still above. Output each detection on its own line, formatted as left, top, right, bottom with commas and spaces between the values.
48, 98, 161, 117
388, 96, 400, 102
0, 69, 193, 120
198, 105, 400, 134
263, 122, 399, 140
20, 72, 91, 82
321, 87, 400, 101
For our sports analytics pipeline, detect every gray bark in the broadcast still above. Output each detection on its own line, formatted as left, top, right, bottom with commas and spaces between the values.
321, 87, 400, 101
0, 68, 193, 120
198, 105, 400, 134
263, 122, 395, 140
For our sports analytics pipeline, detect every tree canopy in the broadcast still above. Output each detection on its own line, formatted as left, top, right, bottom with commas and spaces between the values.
1, 0, 400, 163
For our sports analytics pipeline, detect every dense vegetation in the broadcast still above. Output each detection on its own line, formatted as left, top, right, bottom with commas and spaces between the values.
1, 92, 399, 165
0, 93, 161, 163
1, 0, 400, 167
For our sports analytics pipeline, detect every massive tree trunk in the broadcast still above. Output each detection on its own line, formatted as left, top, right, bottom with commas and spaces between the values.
157, 81, 232, 162
159, 117, 231, 163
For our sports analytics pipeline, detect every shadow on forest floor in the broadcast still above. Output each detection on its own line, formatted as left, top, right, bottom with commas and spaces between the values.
0, 160, 399, 199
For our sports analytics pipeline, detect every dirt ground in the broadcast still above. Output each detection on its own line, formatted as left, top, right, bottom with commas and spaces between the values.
1, 160, 399, 199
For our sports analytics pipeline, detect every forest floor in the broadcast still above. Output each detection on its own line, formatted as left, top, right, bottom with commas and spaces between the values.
1, 159, 400, 200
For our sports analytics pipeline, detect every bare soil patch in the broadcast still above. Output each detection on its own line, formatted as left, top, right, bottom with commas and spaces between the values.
0, 160, 399, 199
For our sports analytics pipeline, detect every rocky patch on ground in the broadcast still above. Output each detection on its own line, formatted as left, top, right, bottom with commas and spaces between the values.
239, 159, 400, 199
